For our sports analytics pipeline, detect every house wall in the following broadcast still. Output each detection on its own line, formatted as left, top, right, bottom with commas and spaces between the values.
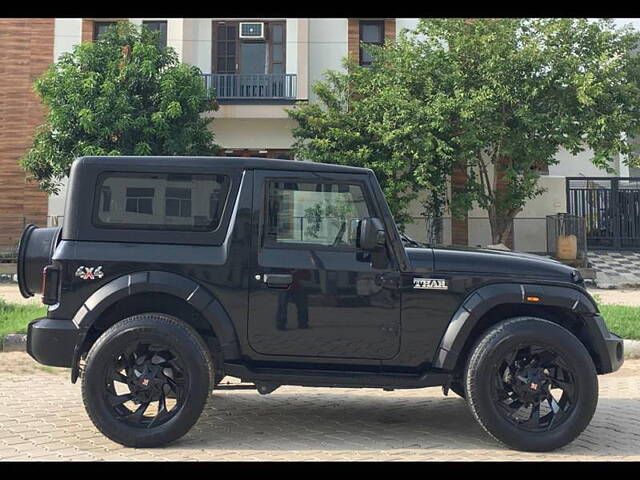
209, 118, 298, 150
550, 147, 627, 177
0, 18, 53, 247
466, 175, 567, 252
308, 18, 348, 103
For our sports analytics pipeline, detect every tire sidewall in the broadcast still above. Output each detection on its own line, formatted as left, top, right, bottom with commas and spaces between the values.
82, 314, 211, 448
466, 318, 598, 452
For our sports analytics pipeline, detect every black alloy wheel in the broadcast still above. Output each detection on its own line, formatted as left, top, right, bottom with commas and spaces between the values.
82, 313, 213, 447
465, 317, 598, 452
105, 340, 187, 429
491, 344, 576, 432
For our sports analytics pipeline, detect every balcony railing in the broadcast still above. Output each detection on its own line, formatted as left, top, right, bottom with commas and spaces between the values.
201, 74, 297, 101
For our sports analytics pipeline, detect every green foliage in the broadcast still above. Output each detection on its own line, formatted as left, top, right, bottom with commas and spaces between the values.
288, 53, 458, 229
289, 18, 640, 243
22, 21, 220, 194
0, 298, 46, 339
418, 18, 640, 243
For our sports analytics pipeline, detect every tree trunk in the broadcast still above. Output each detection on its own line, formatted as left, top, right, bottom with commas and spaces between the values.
488, 206, 515, 247
487, 154, 515, 248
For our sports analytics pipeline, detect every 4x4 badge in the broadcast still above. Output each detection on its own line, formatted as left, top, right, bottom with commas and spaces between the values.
75, 266, 104, 280
413, 278, 448, 290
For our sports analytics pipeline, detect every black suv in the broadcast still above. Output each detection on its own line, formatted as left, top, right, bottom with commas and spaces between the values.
19, 156, 623, 451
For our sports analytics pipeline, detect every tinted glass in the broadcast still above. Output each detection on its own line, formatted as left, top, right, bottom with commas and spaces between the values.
361, 23, 383, 43
361, 49, 375, 65
215, 24, 237, 74
143, 21, 168, 48
96, 173, 230, 231
94, 22, 117, 40
240, 42, 266, 74
101, 187, 111, 212
266, 182, 370, 247
272, 24, 283, 43
272, 44, 283, 63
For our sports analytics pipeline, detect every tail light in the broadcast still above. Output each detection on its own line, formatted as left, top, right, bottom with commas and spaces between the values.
41, 265, 60, 305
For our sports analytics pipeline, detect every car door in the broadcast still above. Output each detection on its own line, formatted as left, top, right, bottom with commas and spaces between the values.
247, 169, 401, 360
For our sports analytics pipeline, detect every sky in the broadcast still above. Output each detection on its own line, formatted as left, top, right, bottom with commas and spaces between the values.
610, 18, 640, 30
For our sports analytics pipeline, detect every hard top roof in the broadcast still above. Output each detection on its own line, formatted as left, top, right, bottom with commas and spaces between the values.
75, 156, 370, 175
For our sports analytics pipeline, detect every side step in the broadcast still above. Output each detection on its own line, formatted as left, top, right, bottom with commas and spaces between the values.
222, 363, 451, 390
214, 383, 256, 391
214, 381, 280, 395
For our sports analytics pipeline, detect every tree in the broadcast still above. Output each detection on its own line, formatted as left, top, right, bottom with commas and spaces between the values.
290, 18, 640, 245
287, 55, 458, 234
22, 21, 220, 194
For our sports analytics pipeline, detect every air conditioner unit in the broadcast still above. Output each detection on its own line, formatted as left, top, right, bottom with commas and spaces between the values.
239, 22, 265, 40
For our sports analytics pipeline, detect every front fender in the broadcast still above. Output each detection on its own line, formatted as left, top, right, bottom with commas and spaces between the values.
70, 270, 240, 382
432, 282, 599, 371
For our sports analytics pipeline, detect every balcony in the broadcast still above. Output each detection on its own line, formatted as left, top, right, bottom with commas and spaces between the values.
202, 74, 297, 103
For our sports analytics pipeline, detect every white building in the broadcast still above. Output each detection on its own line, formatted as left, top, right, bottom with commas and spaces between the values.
46, 18, 640, 253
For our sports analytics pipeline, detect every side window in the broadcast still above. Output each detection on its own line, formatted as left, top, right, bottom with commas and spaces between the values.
95, 172, 230, 231
265, 181, 371, 248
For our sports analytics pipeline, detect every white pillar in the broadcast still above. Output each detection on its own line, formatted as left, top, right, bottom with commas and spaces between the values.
167, 18, 184, 62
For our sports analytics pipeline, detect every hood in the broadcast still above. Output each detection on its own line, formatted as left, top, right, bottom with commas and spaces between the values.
405, 245, 579, 283
405, 247, 435, 273
432, 245, 577, 282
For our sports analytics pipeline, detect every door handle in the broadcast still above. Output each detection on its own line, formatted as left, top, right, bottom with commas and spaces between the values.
263, 273, 293, 288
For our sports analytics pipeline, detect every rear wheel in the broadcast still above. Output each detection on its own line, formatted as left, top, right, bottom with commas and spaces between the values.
464, 317, 598, 452
81, 313, 213, 447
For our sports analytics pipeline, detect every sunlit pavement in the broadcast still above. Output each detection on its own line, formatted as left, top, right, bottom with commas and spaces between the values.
0, 352, 639, 461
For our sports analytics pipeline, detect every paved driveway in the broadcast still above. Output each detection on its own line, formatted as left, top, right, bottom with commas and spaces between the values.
0, 352, 639, 461
589, 250, 640, 288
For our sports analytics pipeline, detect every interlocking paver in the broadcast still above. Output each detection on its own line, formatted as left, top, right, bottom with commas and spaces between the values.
0, 351, 639, 461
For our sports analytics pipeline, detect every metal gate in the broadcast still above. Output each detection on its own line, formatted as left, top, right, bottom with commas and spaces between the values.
566, 177, 640, 250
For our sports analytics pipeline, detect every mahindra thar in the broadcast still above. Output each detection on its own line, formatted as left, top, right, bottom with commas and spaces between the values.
19, 156, 624, 451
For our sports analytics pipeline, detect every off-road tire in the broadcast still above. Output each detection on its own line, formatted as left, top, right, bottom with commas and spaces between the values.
464, 316, 598, 452
81, 313, 213, 447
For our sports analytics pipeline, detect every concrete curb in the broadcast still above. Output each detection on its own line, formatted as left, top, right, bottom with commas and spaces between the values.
625, 339, 640, 359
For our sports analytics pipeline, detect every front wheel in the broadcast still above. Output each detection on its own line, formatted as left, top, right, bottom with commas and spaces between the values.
81, 313, 213, 447
464, 317, 598, 452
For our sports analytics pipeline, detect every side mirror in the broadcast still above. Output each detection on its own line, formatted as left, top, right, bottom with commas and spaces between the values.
357, 217, 386, 251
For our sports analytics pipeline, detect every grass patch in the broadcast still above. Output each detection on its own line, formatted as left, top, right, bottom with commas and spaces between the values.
0, 298, 46, 339
599, 303, 640, 340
